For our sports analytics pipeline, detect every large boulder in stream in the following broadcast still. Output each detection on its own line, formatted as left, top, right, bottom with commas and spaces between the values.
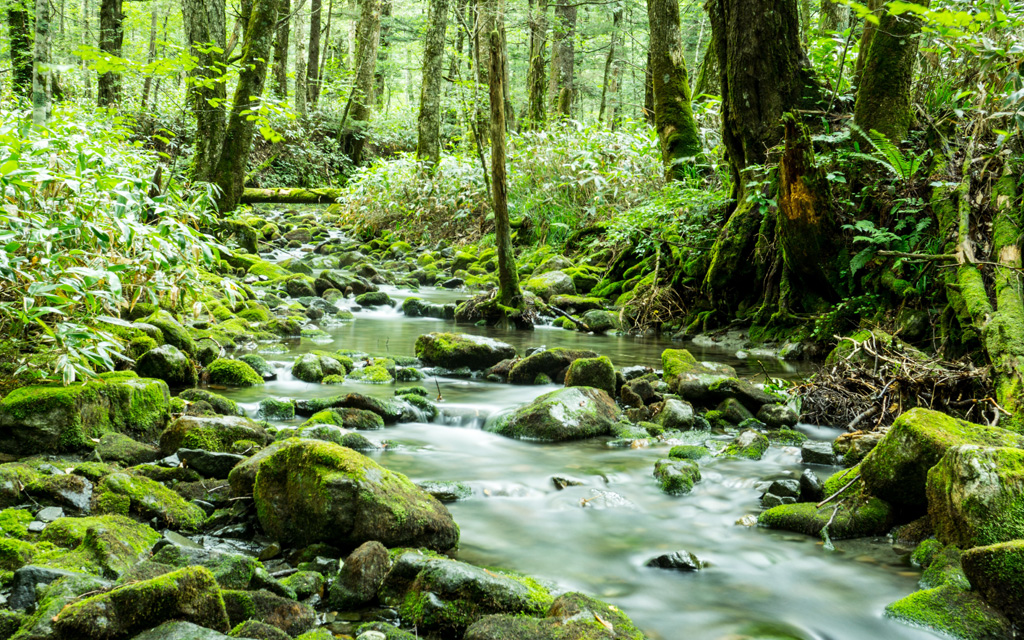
415, 332, 517, 370
523, 270, 576, 301
251, 438, 459, 551
759, 467, 893, 539
465, 592, 646, 640
860, 408, 1024, 516
487, 387, 621, 441
0, 372, 170, 455
508, 348, 599, 385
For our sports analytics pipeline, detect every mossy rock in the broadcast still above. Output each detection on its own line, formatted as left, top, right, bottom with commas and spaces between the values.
548, 295, 604, 313
252, 439, 459, 551
96, 432, 161, 465
669, 445, 711, 461
300, 407, 385, 431
136, 345, 198, 388
159, 414, 272, 455
0, 372, 170, 455
721, 430, 770, 460
207, 359, 264, 387
258, 398, 295, 421
884, 583, 1012, 640
37, 515, 160, 579
349, 362, 395, 384
94, 473, 206, 531
523, 270, 576, 301
861, 409, 1024, 520
415, 333, 516, 370
927, 446, 1024, 548
354, 291, 395, 307
487, 387, 621, 442
962, 539, 1024, 624
654, 458, 701, 495
52, 566, 230, 639
0, 463, 44, 508
507, 348, 599, 385
147, 544, 259, 590
145, 311, 197, 356
179, 388, 244, 417
382, 552, 552, 637
463, 592, 645, 640
758, 473, 893, 540
0, 508, 33, 538
239, 354, 275, 381
11, 573, 111, 640
661, 348, 700, 386
580, 309, 620, 335
563, 356, 616, 397
293, 393, 405, 424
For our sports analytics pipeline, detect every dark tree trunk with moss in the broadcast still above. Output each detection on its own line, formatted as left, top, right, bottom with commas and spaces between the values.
524, 0, 547, 130
211, 0, 281, 211
271, 0, 290, 97
97, 0, 123, 106
548, 0, 575, 117
140, 8, 160, 109
647, 0, 701, 180
597, 5, 621, 125
643, 51, 654, 124
702, 0, 820, 311
692, 36, 719, 99
853, 0, 883, 82
181, 0, 227, 182
306, 0, 322, 106
853, 0, 929, 142
9, 0, 33, 98
416, 0, 449, 166
338, 0, 382, 165
32, 0, 50, 125
819, 0, 849, 34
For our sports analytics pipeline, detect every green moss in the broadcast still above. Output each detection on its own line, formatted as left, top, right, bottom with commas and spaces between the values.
349, 363, 394, 384
145, 311, 197, 356
207, 358, 264, 387
668, 445, 710, 460
759, 476, 893, 540
36, 515, 160, 578
95, 473, 206, 531
653, 458, 701, 495
0, 508, 33, 538
0, 538, 36, 570
885, 583, 1011, 640
179, 388, 242, 416
767, 428, 808, 446
823, 464, 863, 499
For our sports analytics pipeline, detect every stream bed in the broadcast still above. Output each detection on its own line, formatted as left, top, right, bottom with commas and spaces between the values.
216, 274, 938, 640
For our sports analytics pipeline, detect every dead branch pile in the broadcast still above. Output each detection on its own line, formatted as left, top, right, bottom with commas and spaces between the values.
798, 332, 996, 430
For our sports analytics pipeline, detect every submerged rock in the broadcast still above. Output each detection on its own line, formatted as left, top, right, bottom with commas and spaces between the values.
414, 332, 517, 370
251, 439, 459, 551
758, 470, 892, 540
722, 430, 769, 460
487, 387, 621, 442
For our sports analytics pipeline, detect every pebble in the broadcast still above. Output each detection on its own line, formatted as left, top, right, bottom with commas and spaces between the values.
27, 521, 46, 533
36, 506, 63, 522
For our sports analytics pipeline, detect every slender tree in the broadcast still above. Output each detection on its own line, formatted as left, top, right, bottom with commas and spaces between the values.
647, 0, 700, 179
294, 4, 308, 115
853, 0, 883, 81
338, 0, 383, 165
547, 0, 574, 117
306, 0, 321, 105
8, 0, 33, 98
181, 0, 227, 181
416, 0, 450, 167
97, 0, 123, 106
524, 0, 547, 129
32, 0, 51, 124
140, 7, 159, 109
271, 0, 290, 97
597, 4, 621, 126
374, 0, 392, 105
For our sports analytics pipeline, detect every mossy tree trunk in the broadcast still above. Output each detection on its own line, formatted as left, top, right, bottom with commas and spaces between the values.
416, 0, 449, 167
547, 0, 574, 117
692, 35, 719, 100
642, 51, 654, 124
97, 0, 123, 106
31, 0, 50, 125
524, 0, 547, 130
819, 0, 849, 34
702, 0, 821, 312
240, 187, 346, 204
853, 0, 883, 82
853, 0, 929, 142
8, 1, 33, 98
211, 0, 280, 212
140, 8, 159, 109
181, 0, 227, 182
306, 0, 321, 106
294, 6, 307, 116
597, 4, 621, 126
271, 0, 289, 97
647, 0, 701, 180
374, 0, 392, 106
338, 0, 382, 165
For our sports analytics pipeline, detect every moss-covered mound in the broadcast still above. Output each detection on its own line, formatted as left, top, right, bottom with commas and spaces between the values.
159, 414, 272, 455
563, 356, 616, 397
0, 372, 170, 455
207, 358, 264, 387
464, 592, 646, 640
507, 348, 599, 385
252, 439, 459, 551
962, 539, 1024, 624
759, 473, 892, 539
487, 387, 621, 442
653, 458, 701, 495
885, 583, 1012, 640
94, 473, 206, 531
414, 333, 517, 370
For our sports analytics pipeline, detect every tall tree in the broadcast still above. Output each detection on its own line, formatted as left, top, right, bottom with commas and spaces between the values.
140, 7, 160, 109
271, 0, 290, 97
597, 4, 621, 126
853, 0, 883, 81
32, 0, 50, 124
181, 0, 227, 181
647, 0, 700, 179
702, 0, 820, 309
97, 0, 123, 106
374, 0, 392, 105
306, 0, 321, 105
294, 4, 308, 115
8, 0, 33, 98
524, 0, 547, 129
338, 0, 383, 165
416, 0, 450, 167
854, 0, 929, 142
819, 0, 849, 34
547, 0, 574, 116
212, 0, 282, 210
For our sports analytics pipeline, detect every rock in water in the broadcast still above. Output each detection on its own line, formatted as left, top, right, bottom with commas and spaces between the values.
646, 550, 703, 571
252, 439, 459, 551
414, 332, 517, 370
487, 387, 621, 442
135, 344, 198, 388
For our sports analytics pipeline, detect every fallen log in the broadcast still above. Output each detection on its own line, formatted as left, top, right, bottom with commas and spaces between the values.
239, 188, 346, 204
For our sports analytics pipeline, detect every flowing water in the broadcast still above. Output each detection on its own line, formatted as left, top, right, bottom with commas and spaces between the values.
215, 261, 939, 640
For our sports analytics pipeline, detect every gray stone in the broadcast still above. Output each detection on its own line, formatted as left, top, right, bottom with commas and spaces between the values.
652, 398, 696, 431
756, 403, 799, 429
801, 441, 838, 465
799, 469, 825, 502
36, 506, 64, 522
329, 541, 391, 609
767, 479, 801, 498
178, 448, 246, 479
132, 621, 235, 640
8, 566, 82, 610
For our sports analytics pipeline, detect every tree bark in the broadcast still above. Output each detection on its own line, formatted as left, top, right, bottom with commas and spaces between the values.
271, 0, 290, 97
32, 0, 50, 124
647, 0, 700, 180
338, 0, 382, 165
416, 0, 450, 167
82, 0, 92, 99
306, 0, 321, 106
597, 5, 621, 125
692, 35, 719, 99
140, 7, 159, 109
97, 0, 123, 106
547, 0, 574, 117
819, 0, 849, 34
294, 5, 307, 115
212, 0, 281, 211
702, 0, 821, 310
181, 0, 227, 182
853, 0, 883, 83
8, 1, 33, 98
642, 50, 654, 125
853, 0, 928, 142
524, 0, 547, 130
374, 0, 391, 106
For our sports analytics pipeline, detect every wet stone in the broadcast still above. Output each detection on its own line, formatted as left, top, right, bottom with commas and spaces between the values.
767, 479, 801, 498
761, 493, 797, 508
646, 550, 703, 571
801, 441, 838, 465
800, 469, 825, 502
28, 521, 45, 533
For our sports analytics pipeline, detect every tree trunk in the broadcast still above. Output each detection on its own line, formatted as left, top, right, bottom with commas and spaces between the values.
647, 0, 700, 180
306, 0, 321, 106
692, 35, 719, 99
597, 5, 621, 125
8, 1, 33, 99
181, 0, 227, 182
642, 50, 654, 125
486, 7, 521, 310
338, 0, 382, 165
547, 0, 574, 117
473, 0, 489, 140
294, 5, 307, 115
819, 0, 849, 34
32, 0, 50, 124
319, 0, 333, 82
374, 0, 391, 106
524, 0, 547, 130
271, 0, 290, 97
853, 0, 928, 142
97, 0, 123, 106
853, 0, 883, 82
702, 0, 821, 310
82, 0, 92, 99
140, 7, 159, 109
212, 0, 281, 211
416, 0, 450, 167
